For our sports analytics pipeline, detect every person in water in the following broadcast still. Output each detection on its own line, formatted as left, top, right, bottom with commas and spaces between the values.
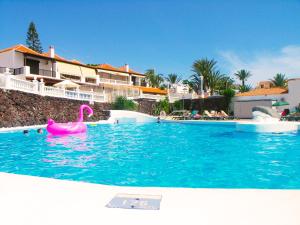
157, 117, 161, 123
37, 128, 43, 134
23, 130, 29, 135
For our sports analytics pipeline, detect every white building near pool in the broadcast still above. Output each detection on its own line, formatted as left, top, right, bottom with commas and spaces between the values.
233, 79, 300, 118
0, 44, 169, 102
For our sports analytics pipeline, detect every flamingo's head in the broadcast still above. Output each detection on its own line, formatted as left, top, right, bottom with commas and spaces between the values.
81, 104, 93, 118
47, 119, 55, 125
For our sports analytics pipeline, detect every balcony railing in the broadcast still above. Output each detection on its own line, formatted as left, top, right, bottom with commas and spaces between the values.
38, 69, 56, 77
0, 67, 23, 75
99, 78, 129, 85
13, 67, 24, 75
0, 74, 106, 103
0, 66, 57, 77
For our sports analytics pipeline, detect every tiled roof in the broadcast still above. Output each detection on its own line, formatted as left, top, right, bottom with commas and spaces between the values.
118, 66, 144, 76
41, 51, 66, 61
138, 86, 168, 95
0, 44, 145, 75
96, 64, 145, 76
236, 88, 288, 97
0, 44, 94, 68
96, 64, 121, 72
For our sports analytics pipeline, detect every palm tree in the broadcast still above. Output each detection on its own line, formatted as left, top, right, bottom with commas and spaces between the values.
192, 58, 217, 91
165, 73, 182, 85
190, 74, 203, 94
218, 76, 235, 90
182, 79, 194, 93
207, 70, 225, 95
234, 69, 252, 87
239, 84, 252, 93
270, 73, 287, 88
144, 69, 164, 88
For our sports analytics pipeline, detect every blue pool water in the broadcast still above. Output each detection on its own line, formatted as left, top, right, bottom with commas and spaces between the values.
0, 122, 299, 189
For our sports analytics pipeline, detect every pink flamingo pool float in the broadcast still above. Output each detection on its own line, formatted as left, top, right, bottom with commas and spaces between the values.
47, 104, 93, 135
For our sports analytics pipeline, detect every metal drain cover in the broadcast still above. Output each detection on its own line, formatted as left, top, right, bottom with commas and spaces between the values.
106, 193, 162, 210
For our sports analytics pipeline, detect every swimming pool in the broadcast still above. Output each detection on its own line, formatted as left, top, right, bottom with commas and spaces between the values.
0, 122, 299, 189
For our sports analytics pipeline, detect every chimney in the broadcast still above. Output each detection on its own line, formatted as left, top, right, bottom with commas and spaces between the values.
125, 64, 129, 72
49, 46, 55, 58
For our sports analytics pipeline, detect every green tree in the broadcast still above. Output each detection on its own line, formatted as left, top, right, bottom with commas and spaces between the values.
145, 69, 164, 88
192, 58, 217, 91
112, 96, 137, 111
154, 98, 170, 115
182, 79, 194, 93
223, 88, 235, 113
234, 69, 251, 87
239, 84, 252, 93
207, 70, 227, 95
219, 76, 235, 90
26, 22, 43, 53
166, 73, 182, 85
270, 73, 287, 88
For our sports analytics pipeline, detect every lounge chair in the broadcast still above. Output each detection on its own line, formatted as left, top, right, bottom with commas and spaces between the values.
203, 110, 213, 117
220, 110, 229, 117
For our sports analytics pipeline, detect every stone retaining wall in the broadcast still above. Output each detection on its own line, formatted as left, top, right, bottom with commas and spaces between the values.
0, 89, 111, 128
136, 98, 158, 115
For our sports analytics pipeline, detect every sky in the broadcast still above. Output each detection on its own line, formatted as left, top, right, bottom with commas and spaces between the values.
1, 0, 300, 86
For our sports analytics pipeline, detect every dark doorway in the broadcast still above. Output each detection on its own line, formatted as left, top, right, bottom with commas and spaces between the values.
26, 59, 39, 74
131, 76, 137, 85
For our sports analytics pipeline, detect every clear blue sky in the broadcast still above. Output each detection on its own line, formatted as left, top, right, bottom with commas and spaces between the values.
1, 0, 300, 82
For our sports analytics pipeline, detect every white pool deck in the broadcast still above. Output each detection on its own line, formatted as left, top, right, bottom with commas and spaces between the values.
0, 172, 299, 225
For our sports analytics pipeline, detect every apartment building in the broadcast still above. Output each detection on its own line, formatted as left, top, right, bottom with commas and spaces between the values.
0, 44, 168, 102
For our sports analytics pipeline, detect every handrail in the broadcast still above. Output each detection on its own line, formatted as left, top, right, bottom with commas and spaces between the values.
99, 78, 129, 85
0, 74, 106, 103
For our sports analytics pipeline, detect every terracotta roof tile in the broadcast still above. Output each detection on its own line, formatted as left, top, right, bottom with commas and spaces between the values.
95, 64, 144, 76
0, 45, 145, 74
118, 66, 144, 76
236, 88, 288, 97
96, 64, 121, 72
138, 86, 168, 95
0, 44, 95, 68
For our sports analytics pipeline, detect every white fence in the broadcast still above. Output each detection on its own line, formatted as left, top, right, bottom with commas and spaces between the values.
0, 74, 186, 103
0, 74, 106, 103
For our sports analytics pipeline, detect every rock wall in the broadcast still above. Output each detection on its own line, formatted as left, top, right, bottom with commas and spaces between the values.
0, 89, 112, 128
136, 98, 158, 115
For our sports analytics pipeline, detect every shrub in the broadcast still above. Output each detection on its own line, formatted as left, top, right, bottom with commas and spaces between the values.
112, 96, 137, 111
173, 100, 184, 111
222, 88, 235, 113
154, 97, 170, 115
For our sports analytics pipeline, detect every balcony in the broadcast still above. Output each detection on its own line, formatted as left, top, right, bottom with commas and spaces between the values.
38, 69, 56, 77
0, 73, 106, 103
0, 66, 57, 78
99, 78, 129, 85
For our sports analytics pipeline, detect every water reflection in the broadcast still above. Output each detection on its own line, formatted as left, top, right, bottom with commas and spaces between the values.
46, 133, 90, 151
44, 133, 96, 168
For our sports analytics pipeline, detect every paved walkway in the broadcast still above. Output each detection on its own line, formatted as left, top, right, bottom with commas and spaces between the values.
0, 172, 299, 225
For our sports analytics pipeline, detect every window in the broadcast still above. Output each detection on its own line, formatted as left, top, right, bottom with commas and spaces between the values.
85, 78, 96, 84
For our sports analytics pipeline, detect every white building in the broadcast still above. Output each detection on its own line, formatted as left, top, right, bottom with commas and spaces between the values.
233, 79, 300, 118
0, 44, 168, 102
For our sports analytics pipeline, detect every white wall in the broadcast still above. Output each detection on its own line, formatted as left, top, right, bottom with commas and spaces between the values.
286, 79, 300, 110
0, 51, 14, 68
233, 94, 288, 118
13, 52, 24, 68
0, 51, 24, 69
108, 110, 157, 123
